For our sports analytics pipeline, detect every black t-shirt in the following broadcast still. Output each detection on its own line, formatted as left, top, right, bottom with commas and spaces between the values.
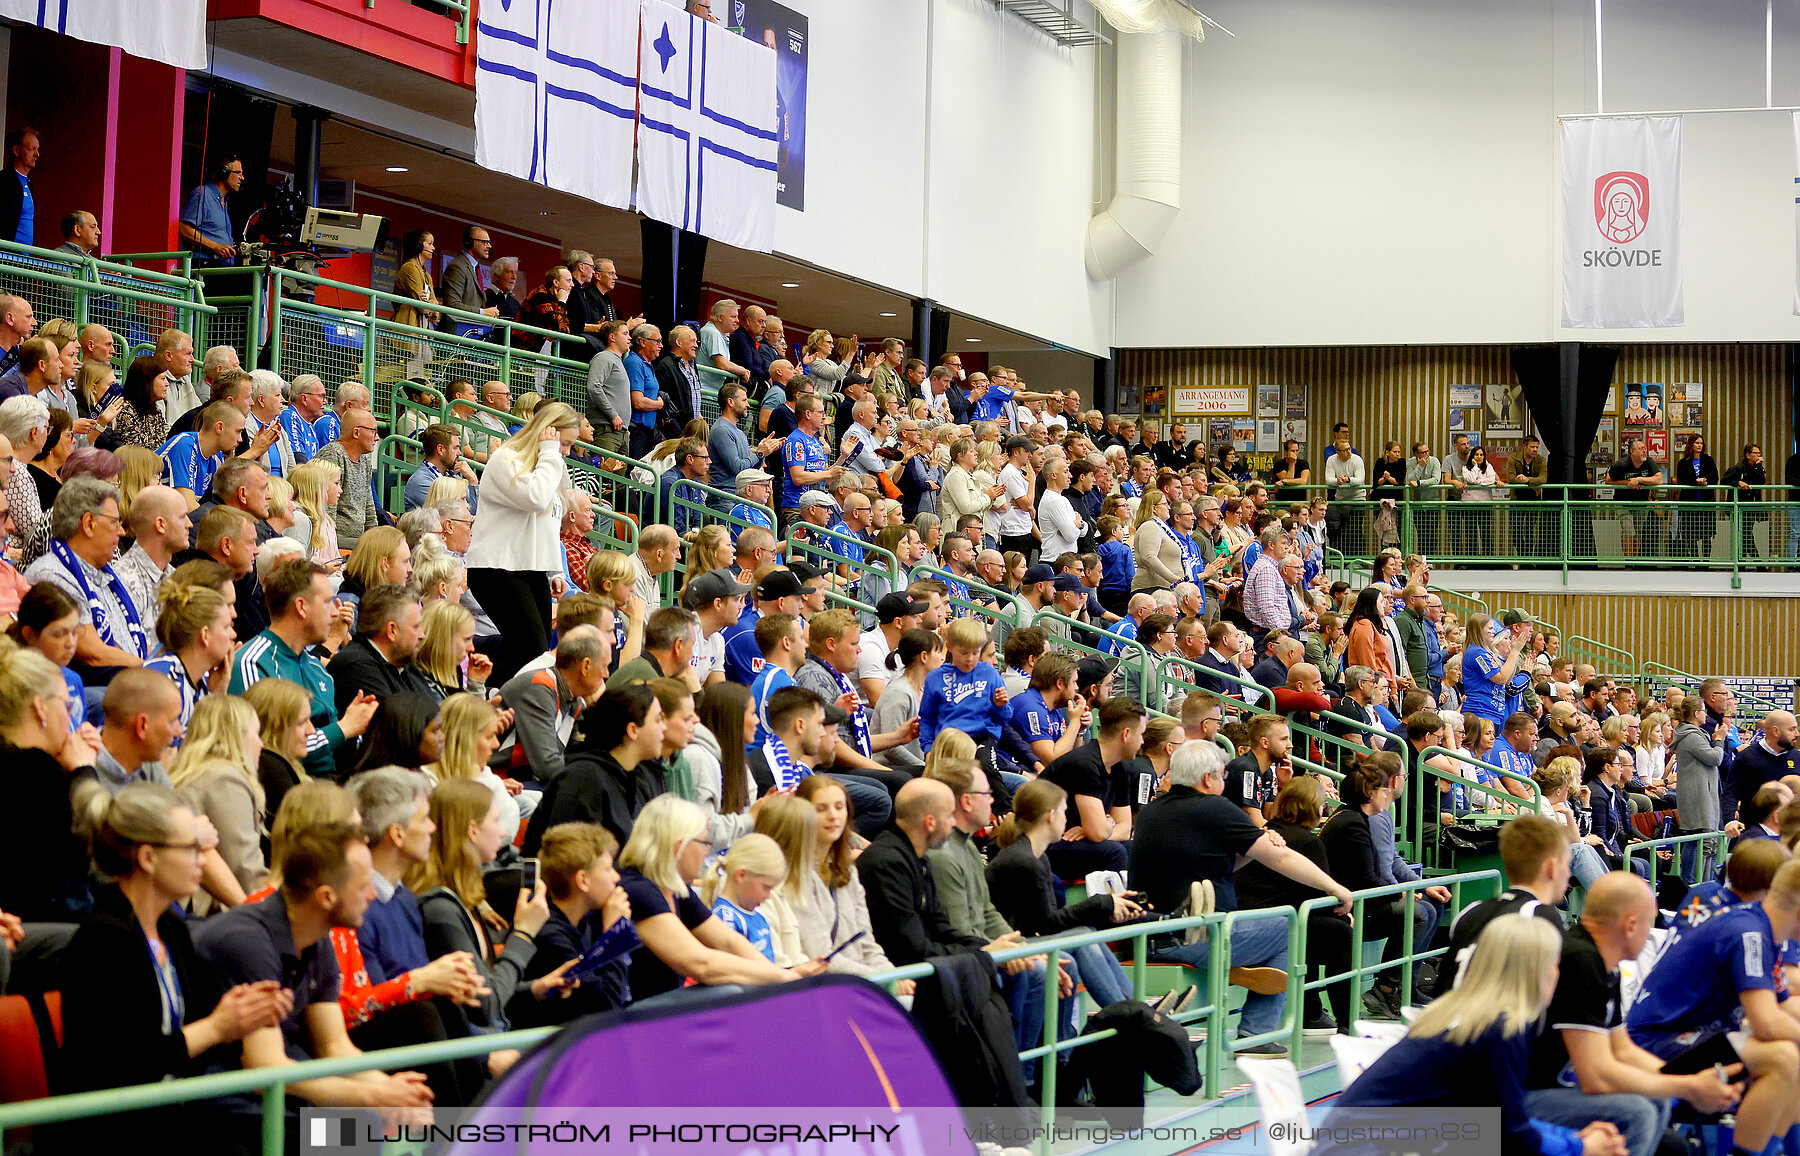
191, 891, 342, 1062
1432, 888, 1565, 999
619, 867, 713, 999
1043, 741, 1113, 810
1127, 785, 1265, 915
1222, 753, 1274, 814
1527, 924, 1619, 1089
1274, 459, 1312, 501
1609, 458, 1661, 503
1111, 756, 1156, 814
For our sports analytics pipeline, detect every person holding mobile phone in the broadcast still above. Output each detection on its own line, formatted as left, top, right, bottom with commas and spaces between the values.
509, 822, 632, 1026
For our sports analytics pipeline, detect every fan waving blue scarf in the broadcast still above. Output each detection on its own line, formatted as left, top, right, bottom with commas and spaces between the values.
49, 538, 148, 659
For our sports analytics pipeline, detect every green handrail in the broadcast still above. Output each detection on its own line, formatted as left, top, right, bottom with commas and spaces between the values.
1568, 634, 1639, 683
1626, 831, 1731, 888
0, 867, 1501, 1148
1152, 650, 1275, 714
1642, 661, 1789, 716
0, 238, 201, 290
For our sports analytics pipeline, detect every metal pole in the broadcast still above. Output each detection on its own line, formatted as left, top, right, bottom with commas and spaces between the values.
1594, 0, 1604, 114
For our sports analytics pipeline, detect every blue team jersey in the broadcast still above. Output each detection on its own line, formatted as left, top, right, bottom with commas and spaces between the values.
919, 661, 1007, 752
1675, 882, 1737, 925
1097, 540, 1134, 591
313, 411, 341, 446
749, 664, 795, 748
710, 898, 774, 962
157, 431, 224, 496
1627, 901, 1785, 1044
1461, 644, 1506, 723
970, 382, 1014, 423
278, 406, 320, 463
1012, 688, 1064, 750
780, 429, 828, 509
1100, 617, 1138, 658
728, 503, 773, 540
723, 609, 763, 687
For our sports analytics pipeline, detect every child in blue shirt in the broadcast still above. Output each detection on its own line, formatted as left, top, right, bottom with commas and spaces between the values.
920, 618, 1011, 756
1095, 515, 1135, 617
704, 833, 787, 963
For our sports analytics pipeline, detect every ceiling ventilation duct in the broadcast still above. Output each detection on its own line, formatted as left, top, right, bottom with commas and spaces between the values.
1084, 0, 1206, 281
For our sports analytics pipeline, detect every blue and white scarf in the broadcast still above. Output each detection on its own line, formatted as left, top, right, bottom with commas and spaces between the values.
827, 663, 873, 757
51, 538, 148, 659
763, 735, 806, 793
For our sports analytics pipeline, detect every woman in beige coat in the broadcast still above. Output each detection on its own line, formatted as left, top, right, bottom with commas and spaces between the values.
937, 437, 1005, 540
1130, 487, 1186, 592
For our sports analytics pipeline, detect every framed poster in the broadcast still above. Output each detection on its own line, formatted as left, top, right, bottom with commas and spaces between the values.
1449, 407, 1472, 433
1208, 418, 1233, 446
1256, 385, 1281, 419
1172, 386, 1252, 415
1142, 384, 1166, 418
1448, 384, 1482, 407
1486, 382, 1525, 437
1644, 429, 1669, 464
1257, 418, 1280, 451
1589, 416, 1616, 468
1622, 383, 1662, 428
1282, 419, 1307, 446
1284, 386, 1309, 420
1116, 382, 1140, 414
1231, 418, 1257, 452
1605, 384, 1620, 412
1684, 402, 1704, 426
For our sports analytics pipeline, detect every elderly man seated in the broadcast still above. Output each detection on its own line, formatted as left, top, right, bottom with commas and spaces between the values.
24, 477, 153, 700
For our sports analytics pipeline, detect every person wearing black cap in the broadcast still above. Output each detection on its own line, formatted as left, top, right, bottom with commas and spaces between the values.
789, 558, 830, 617
683, 569, 750, 689
858, 591, 928, 707
994, 437, 1038, 562
724, 568, 804, 686
1074, 656, 1118, 710
1047, 573, 1090, 645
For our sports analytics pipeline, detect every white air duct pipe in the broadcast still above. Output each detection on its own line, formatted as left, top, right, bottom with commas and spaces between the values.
1085, 28, 1184, 281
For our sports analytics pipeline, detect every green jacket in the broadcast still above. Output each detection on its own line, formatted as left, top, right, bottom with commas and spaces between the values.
926, 828, 1012, 942
228, 629, 349, 778
1395, 607, 1431, 686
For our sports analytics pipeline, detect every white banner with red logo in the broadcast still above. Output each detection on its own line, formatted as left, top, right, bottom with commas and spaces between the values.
1560, 116, 1684, 328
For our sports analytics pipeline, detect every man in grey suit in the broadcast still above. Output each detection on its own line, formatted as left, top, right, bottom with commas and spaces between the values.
436, 224, 497, 331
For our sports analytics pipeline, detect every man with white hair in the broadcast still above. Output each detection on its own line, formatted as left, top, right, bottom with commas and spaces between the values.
1131, 738, 1355, 1055
255, 537, 306, 580
699, 297, 749, 383
313, 381, 369, 446
25, 477, 151, 677
280, 373, 326, 463
243, 369, 294, 478
113, 485, 190, 620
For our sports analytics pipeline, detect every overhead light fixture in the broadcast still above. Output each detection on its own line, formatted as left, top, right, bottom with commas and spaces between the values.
384, 166, 409, 173
780, 281, 800, 288
879, 311, 898, 318
965, 337, 982, 343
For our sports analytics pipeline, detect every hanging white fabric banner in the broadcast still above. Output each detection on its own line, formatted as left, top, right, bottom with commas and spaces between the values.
638, 0, 779, 252
0, 0, 205, 69
473, 0, 640, 211
1560, 116, 1684, 329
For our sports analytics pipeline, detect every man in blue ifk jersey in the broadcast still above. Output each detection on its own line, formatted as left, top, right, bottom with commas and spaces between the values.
1626, 858, 1800, 1156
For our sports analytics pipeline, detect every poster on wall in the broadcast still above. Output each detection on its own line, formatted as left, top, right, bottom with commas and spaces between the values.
1142, 385, 1166, 418
1606, 384, 1620, 412
1257, 419, 1280, 451
1256, 385, 1281, 419
1623, 383, 1662, 427
1645, 429, 1670, 464
1231, 419, 1257, 453
1684, 402, 1704, 426
1672, 427, 1701, 457
1448, 384, 1482, 408
1589, 416, 1617, 468
1486, 382, 1525, 437
1485, 442, 1513, 478
1284, 386, 1309, 420
1449, 408, 1475, 434
1282, 419, 1307, 446
1208, 418, 1232, 447
1173, 386, 1252, 415
1116, 383, 1139, 414
731, 1, 808, 210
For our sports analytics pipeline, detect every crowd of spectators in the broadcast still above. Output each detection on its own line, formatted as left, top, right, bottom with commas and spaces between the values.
0, 194, 1795, 1148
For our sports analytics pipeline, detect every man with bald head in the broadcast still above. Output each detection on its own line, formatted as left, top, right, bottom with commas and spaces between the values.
729, 303, 774, 393
113, 484, 190, 619
1251, 633, 1305, 693
858, 777, 1028, 972
1528, 872, 1743, 1156
93, 667, 184, 793
78, 322, 113, 374
1729, 711, 1800, 826
0, 293, 33, 376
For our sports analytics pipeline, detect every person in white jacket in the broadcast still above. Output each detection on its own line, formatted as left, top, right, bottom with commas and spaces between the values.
464, 401, 581, 685
1323, 435, 1367, 556
1036, 457, 1082, 560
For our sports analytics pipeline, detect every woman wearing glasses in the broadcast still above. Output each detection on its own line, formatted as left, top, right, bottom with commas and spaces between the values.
56, 782, 288, 1146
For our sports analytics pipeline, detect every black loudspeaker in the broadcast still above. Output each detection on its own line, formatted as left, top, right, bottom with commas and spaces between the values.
639, 219, 709, 335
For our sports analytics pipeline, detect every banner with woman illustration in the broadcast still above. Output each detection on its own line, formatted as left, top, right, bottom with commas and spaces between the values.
1561, 116, 1684, 328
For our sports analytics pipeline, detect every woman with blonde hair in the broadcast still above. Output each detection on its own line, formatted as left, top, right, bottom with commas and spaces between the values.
416, 599, 492, 701
168, 694, 266, 906
0, 640, 100, 922
1129, 488, 1185, 593
677, 526, 736, 603
427, 691, 536, 841
411, 779, 572, 1031
114, 443, 161, 522
264, 475, 297, 536
414, 550, 466, 606
585, 549, 643, 669
616, 794, 818, 999
424, 474, 469, 511
241, 676, 312, 821
1333, 915, 1618, 1156
465, 400, 581, 684
746, 793, 818, 966
72, 358, 124, 441
922, 726, 978, 781
790, 775, 905, 983
289, 458, 344, 568
145, 583, 234, 737
342, 525, 412, 601
511, 391, 542, 421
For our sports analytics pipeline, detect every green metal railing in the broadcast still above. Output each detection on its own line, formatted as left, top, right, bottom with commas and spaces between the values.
0, 239, 215, 374
0, 869, 1501, 1153
1568, 634, 1638, 683
1626, 831, 1732, 890
784, 521, 898, 619
1641, 661, 1792, 716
